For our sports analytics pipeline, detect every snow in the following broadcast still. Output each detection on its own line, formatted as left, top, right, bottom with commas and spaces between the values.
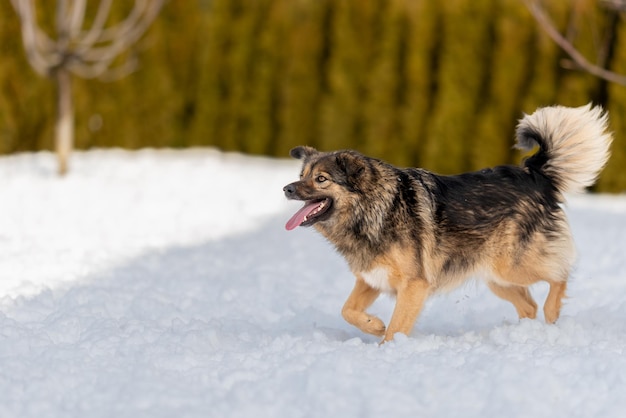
1, 148, 625, 417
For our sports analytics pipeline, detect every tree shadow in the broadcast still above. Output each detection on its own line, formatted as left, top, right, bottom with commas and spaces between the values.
1, 214, 376, 346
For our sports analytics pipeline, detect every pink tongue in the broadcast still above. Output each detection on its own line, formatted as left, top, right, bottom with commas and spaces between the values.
285, 201, 321, 231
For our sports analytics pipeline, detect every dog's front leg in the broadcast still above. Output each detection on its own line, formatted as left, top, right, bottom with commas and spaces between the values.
341, 277, 386, 337
383, 278, 430, 342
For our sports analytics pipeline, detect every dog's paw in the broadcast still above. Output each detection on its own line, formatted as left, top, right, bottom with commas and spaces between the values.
362, 315, 386, 337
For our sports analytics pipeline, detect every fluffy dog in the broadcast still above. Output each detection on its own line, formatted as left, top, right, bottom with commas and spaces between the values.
283, 104, 612, 342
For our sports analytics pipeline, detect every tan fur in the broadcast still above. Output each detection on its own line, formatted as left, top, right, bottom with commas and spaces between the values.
343, 246, 431, 342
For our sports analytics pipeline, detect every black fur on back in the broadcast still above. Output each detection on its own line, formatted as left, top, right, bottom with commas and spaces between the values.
424, 165, 563, 275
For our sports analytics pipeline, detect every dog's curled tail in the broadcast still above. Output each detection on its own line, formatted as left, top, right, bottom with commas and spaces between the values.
515, 103, 612, 194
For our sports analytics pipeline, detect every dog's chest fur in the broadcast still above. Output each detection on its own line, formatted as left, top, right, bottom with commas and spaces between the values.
361, 267, 393, 293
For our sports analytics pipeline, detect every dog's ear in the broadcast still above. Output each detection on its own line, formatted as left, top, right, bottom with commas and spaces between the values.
335, 152, 366, 188
290, 146, 318, 160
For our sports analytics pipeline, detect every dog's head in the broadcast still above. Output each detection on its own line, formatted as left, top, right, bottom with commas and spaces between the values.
283, 146, 370, 231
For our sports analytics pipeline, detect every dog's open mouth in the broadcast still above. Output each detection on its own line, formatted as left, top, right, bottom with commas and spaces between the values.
285, 198, 332, 231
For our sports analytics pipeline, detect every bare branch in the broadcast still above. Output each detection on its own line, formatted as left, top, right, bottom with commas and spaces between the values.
524, 0, 626, 86
75, 1, 162, 79
10, 0, 60, 75
76, 0, 113, 51
81, 0, 163, 61
67, 0, 87, 38
600, 0, 626, 12
10, 0, 164, 80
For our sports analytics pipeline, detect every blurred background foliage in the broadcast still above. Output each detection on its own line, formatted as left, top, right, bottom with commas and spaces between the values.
0, 0, 625, 191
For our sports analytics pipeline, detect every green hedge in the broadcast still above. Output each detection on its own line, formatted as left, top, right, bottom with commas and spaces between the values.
0, 0, 625, 191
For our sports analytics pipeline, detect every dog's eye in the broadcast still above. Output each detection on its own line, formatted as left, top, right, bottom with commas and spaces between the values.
316, 175, 327, 183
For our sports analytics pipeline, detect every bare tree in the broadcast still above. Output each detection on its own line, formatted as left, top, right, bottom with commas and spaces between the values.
10, 0, 165, 175
524, 0, 626, 86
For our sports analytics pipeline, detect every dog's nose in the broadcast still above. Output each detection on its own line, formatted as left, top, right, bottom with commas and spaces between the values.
283, 183, 296, 198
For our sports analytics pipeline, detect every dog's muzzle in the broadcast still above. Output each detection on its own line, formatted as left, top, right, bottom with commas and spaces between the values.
283, 183, 297, 199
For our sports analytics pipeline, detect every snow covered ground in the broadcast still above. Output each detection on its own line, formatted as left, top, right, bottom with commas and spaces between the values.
0, 149, 625, 417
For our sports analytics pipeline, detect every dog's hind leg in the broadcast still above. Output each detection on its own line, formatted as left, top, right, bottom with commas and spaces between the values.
383, 279, 430, 342
487, 281, 538, 320
543, 280, 567, 324
342, 277, 386, 337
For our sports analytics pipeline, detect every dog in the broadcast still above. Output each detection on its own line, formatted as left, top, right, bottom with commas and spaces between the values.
283, 104, 612, 343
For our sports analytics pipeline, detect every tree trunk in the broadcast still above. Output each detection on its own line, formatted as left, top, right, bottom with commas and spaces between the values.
54, 68, 73, 176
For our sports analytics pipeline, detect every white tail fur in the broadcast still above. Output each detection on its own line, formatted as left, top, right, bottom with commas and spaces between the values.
515, 103, 612, 194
